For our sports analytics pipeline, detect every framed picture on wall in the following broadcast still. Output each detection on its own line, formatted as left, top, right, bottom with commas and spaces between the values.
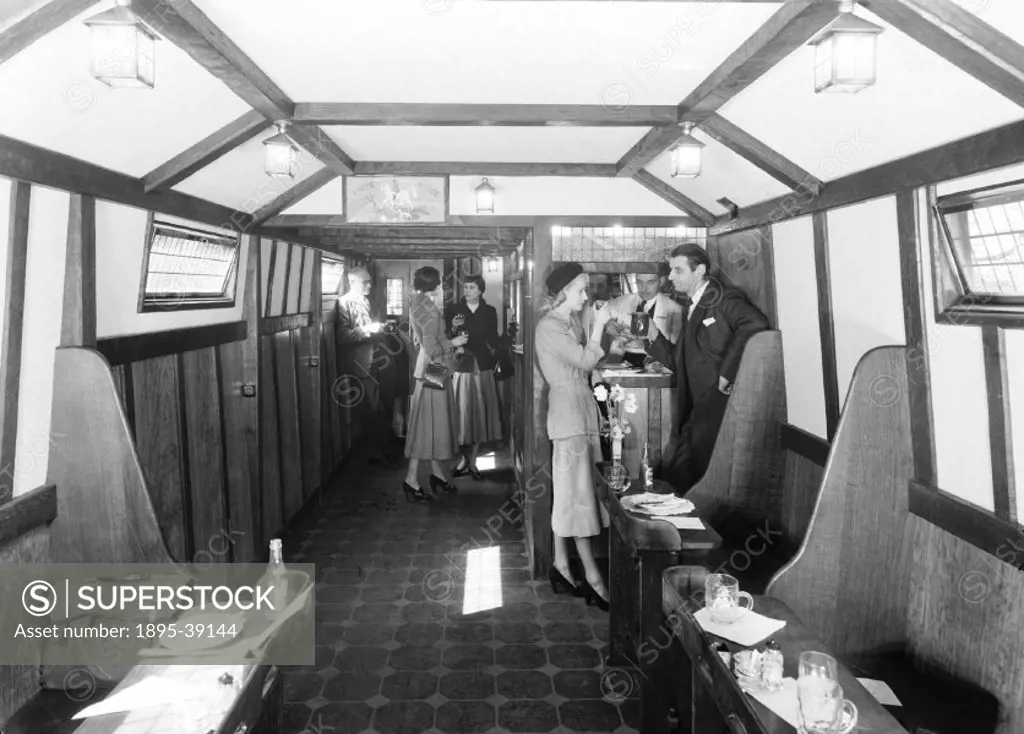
344, 176, 449, 224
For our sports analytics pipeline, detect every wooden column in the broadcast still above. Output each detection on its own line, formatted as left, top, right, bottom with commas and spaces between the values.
61, 193, 96, 348
527, 222, 552, 578
0, 181, 30, 505
812, 211, 840, 440
982, 325, 1017, 522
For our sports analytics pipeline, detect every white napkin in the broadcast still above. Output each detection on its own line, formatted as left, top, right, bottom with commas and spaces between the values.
73, 673, 218, 718
858, 677, 902, 706
664, 516, 705, 530
749, 676, 800, 728
694, 607, 787, 646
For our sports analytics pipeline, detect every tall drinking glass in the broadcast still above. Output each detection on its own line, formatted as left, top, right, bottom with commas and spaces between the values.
798, 651, 838, 683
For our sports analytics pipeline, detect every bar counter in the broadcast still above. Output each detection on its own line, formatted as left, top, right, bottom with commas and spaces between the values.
595, 361, 675, 478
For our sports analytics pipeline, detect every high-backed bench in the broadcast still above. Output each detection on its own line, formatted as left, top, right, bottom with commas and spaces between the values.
661, 346, 999, 734
677, 330, 796, 591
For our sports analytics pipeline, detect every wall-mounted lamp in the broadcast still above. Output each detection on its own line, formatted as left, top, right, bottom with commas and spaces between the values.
487, 257, 499, 273
263, 121, 299, 179
808, 0, 884, 94
83, 0, 159, 88
670, 122, 704, 178
475, 177, 496, 214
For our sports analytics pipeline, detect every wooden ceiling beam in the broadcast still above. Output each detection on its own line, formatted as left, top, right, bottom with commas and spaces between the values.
245, 168, 340, 228
711, 117, 1024, 234
0, 0, 97, 65
353, 161, 617, 177
632, 170, 715, 226
616, 0, 839, 177
700, 113, 823, 193
864, 0, 1024, 108
143, 110, 269, 193
132, 0, 355, 177
292, 103, 679, 127
294, 226, 525, 240
265, 214, 703, 228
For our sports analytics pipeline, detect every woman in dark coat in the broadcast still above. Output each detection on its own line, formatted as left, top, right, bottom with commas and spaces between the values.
446, 275, 503, 478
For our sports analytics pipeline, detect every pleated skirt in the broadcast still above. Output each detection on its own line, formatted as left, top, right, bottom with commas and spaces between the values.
551, 433, 609, 538
452, 367, 503, 445
404, 379, 459, 460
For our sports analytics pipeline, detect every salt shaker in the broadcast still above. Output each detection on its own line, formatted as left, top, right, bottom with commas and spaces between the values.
759, 639, 784, 691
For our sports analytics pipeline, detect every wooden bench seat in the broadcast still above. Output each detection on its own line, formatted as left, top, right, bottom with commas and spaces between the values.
676, 330, 796, 592
4, 687, 114, 734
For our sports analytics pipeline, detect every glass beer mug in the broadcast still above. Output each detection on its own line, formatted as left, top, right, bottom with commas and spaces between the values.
796, 678, 858, 734
704, 573, 754, 624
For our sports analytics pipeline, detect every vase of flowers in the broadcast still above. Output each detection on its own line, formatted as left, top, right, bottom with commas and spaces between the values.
594, 383, 639, 488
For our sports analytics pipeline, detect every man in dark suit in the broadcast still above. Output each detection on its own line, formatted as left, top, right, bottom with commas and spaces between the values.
662, 243, 770, 495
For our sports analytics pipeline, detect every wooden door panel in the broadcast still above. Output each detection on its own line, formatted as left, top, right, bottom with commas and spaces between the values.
274, 330, 304, 523
259, 336, 283, 541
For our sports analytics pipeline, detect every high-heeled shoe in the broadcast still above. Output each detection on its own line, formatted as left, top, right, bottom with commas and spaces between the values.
429, 475, 458, 494
548, 566, 581, 597
578, 577, 610, 611
469, 466, 484, 481
402, 482, 434, 503
452, 463, 471, 478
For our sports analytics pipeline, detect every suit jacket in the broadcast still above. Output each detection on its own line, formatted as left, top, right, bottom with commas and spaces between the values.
410, 292, 455, 379
674, 281, 770, 429
607, 292, 684, 345
444, 298, 499, 373
337, 292, 377, 377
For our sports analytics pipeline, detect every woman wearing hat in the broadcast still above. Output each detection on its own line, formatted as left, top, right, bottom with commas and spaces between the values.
535, 262, 614, 610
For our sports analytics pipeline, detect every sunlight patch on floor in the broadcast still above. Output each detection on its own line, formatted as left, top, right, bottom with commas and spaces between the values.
476, 452, 497, 472
462, 545, 503, 615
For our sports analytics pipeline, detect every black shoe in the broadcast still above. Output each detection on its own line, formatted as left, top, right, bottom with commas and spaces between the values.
578, 578, 610, 611
452, 464, 471, 478
548, 566, 581, 597
402, 482, 434, 503
429, 475, 458, 494
469, 466, 484, 481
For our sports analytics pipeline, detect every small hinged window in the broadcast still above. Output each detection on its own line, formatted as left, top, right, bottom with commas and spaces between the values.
386, 278, 405, 316
322, 256, 345, 296
140, 218, 240, 311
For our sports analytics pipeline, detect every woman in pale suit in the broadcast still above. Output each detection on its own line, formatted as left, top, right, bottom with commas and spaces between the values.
535, 262, 613, 610
404, 266, 469, 502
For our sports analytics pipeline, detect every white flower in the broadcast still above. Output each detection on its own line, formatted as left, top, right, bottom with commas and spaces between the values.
623, 424, 632, 434
611, 424, 624, 440
624, 394, 639, 414
593, 385, 608, 402
610, 384, 626, 402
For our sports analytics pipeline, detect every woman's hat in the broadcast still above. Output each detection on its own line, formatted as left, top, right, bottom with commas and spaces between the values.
546, 262, 584, 297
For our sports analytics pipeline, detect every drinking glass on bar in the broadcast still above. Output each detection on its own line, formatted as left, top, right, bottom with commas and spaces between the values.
798, 651, 839, 683
796, 678, 858, 734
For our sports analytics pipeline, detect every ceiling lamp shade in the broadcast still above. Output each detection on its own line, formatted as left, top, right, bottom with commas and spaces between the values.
808, 0, 884, 94
670, 123, 704, 178
82, 0, 159, 89
263, 121, 299, 179
475, 177, 496, 214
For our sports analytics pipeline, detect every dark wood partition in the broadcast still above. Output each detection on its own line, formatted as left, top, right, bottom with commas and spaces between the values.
767, 346, 913, 656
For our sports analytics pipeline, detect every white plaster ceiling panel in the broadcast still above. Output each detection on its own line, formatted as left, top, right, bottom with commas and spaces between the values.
644, 129, 792, 213
0, 1, 252, 176
323, 126, 645, 163
281, 176, 343, 215
191, 0, 782, 104
717, 6, 1024, 181
448, 176, 683, 216
0, 0, 51, 32
172, 132, 326, 212
960, 1, 1024, 49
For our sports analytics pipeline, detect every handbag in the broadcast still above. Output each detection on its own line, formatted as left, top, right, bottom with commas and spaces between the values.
422, 361, 451, 390
494, 347, 515, 381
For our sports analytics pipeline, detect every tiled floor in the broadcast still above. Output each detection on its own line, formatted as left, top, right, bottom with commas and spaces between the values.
278, 449, 641, 734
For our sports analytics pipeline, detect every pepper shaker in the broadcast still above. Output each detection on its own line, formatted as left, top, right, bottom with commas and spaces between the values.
759, 639, 784, 691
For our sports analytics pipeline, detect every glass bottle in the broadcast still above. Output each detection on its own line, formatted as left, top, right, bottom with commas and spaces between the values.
640, 442, 653, 491
263, 539, 288, 619
759, 639, 784, 691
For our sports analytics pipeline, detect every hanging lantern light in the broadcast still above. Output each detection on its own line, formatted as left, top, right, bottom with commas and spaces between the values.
475, 177, 496, 214
670, 122, 704, 178
487, 257, 499, 273
82, 0, 159, 88
263, 121, 299, 179
808, 0, 884, 94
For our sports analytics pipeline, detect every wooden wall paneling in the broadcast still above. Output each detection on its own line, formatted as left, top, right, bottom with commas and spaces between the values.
269, 241, 289, 317
61, 193, 96, 348
216, 235, 260, 562
707, 226, 778, 325
336, 317, 353, 453
813, 212, 840, 441
180, 348, 227, 561
0, 181, 29, 506
905, 515, 1024, 734
297, 251, 323, 500
47, 348, 178, 565
259, 335, 283, 542
299, 249, 315, 314
528, 224, 552, 578
260, 237, 273, 318
897, 189, 938, 486
982, 325, 1017, 522
131, 355, 188, 561
322, 325, 341, 468
275, 330, 304, 523
286, 244, 303, 315
97, 322, 247, 367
